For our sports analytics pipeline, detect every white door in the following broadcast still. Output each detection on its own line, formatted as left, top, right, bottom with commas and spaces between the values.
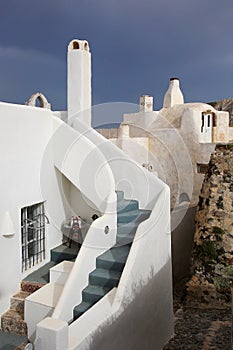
201, 113, 212, 142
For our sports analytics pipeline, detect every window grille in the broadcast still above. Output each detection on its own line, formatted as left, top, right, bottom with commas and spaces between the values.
21, 202, 46, 272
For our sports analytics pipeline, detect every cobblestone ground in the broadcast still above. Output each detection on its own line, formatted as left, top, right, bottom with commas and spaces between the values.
164, 307, 232, 350
163, 282, 232, 350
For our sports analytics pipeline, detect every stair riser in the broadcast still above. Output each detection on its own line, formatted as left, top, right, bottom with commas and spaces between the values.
21, 281, 44, 293
117, 214, 139, 224
89, 275, 119, 288
117, 225, 137, 235
116, 191, 124, 200
82, 291, 104, 304
73, 303, 92, 320
73, 309, 84, 320
1, 316, 27, 337
96, 259, 125, 272
10, 299, 25, 315
50, 250, 76, 264
116, 237, 134, 245
117, 201, 139, 213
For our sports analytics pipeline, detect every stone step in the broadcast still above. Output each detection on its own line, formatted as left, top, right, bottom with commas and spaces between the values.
1, 309, 27, 337
10, 291, 31, 315
21, 281, 45, 294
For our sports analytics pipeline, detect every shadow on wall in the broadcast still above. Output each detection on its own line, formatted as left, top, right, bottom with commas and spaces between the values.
89, 261, 173, 350
171, 206, 196, 282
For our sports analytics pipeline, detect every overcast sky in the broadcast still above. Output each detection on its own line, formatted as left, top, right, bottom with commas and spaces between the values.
0, 0, 232, 125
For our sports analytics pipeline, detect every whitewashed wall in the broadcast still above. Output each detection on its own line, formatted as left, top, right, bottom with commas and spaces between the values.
0, 103, 66, 315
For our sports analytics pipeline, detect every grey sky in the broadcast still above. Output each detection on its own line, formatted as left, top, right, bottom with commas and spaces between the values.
0, 0, 232, 124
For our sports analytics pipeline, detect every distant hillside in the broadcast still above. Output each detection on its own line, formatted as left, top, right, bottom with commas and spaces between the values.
209, 98, 233, 126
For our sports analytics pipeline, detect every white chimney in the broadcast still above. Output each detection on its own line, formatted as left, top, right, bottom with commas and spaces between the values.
140, 95, 153, 112
163, 78, 184, 108
67, 39, 92, 126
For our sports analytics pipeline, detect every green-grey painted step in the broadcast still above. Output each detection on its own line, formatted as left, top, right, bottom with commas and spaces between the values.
117, 199, 139, 213
116, 190, 124, 200
73, 301, 93, 319
89, 268, 121, 287
96, 245, 131, 271
23, 261, 56, 284
50, 242, 80, 263
117, 209, 151, 224
82, 285, 112, 303
117, 222, 138, 235
0, 330, 28, 349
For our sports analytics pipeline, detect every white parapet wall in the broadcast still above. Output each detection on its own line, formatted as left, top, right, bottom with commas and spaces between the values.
50, 261, 74, 286
25, 283, 64, 342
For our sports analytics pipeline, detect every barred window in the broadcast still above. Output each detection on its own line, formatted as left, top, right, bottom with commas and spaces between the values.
21, 202, 46, 272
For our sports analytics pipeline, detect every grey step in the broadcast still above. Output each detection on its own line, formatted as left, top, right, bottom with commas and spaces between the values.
82, 285, 112, 303
73, 301, 93, 320
116, 233, 135, 246
117, 222, 138, 236
96, 245, 131, 271
117, 199, 139, 213
117, 210, 141, 223
89, 268, 121, 287
50, 243, 79, 263
116, 191, 124, 201
117, 209, 151, 224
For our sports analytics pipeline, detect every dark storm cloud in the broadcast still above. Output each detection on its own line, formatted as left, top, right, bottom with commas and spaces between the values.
0, 0, 232, 120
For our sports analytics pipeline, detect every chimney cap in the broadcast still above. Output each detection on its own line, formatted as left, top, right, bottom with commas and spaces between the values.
170, 77, 180, 81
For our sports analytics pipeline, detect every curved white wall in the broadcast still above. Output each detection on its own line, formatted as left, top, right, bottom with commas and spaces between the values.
73, 118, 165, 209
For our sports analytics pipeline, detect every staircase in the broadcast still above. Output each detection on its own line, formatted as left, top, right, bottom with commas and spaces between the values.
73, 191, 151, 320
1, 242, 80, 339
1, 282, 43, 337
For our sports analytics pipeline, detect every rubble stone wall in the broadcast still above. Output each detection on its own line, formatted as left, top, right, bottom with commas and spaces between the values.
186, 144, 233, 306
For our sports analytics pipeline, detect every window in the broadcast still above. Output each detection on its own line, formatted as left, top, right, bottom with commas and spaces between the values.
21, 202, 47, 272
201, 114, 204, 133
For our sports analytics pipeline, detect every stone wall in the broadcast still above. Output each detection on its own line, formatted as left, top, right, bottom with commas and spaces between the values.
186, 144, 233, 306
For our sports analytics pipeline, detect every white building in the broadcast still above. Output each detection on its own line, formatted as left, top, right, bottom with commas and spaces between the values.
0, 40, 173, 350
97, 78, 232, 281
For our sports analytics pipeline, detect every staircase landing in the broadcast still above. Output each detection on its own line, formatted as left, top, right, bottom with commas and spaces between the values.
0, 329, 28, 349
